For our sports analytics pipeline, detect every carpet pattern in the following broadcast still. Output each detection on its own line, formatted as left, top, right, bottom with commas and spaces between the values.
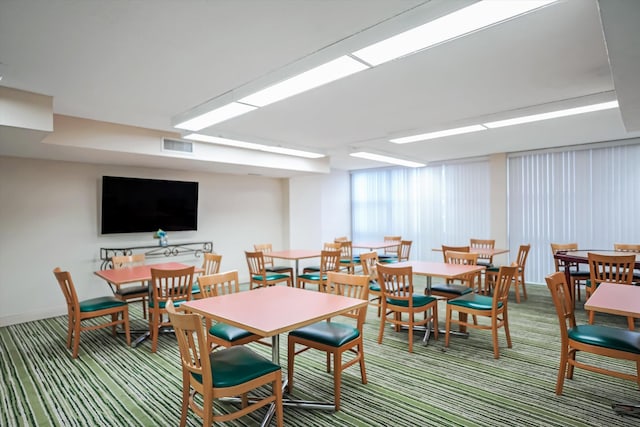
2, 283, 640, 426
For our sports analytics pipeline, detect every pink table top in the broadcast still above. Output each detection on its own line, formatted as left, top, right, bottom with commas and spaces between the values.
95, 262, 201, 286
433, 247, 509, 256
390, 260, 485, 279
267, 250, 321, 260
353, 242, 400, 250
182, 286, 367, 337
584, 282, 640, 317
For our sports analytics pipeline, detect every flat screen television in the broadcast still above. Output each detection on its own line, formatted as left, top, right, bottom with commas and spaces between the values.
101, 176, 198, 234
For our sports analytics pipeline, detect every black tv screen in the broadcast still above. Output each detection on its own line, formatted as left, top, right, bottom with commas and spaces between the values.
101, 176, 198, 234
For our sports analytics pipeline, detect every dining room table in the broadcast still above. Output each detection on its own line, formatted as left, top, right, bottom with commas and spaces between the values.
94, 261, 204, 346
267, 249, 321, 279
181, 285, 367, 426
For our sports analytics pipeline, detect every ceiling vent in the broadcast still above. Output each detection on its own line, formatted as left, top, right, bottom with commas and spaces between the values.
162, 138, 193, 154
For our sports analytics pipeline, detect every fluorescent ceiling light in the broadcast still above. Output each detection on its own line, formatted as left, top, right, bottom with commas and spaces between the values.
174, 102, 257, 131
239, 56, 370, 107
352, 0, 556, 66
350, 152, 425, 168
483, 101, 619, 128
390, 124, 487, 144
184, 134, 325, 159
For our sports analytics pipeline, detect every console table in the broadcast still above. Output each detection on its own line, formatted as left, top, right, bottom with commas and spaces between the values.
99, 241, 213, 269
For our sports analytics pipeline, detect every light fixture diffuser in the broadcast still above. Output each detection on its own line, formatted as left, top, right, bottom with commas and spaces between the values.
350, 152, 425, 168
239, 56, 370, 107
483, 101, 619, 128
352, 0, 556, 66
390, 124, 487, 144
174, 102, 257, 131
184, 134, 325, 159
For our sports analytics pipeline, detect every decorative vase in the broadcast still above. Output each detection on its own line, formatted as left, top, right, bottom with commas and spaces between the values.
159, 237, 168, 247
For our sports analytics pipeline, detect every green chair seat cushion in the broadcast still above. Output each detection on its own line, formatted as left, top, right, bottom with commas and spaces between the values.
387, 294, 436, 307
191, 346, 280, 388
430, 283, 473, 296
486, 266, 499, 272
191, 283, 200, 294
447, 293, 501, 310
289, 322, 359, 347
379, 258, 399, 264
378, 254, 396, 259
79, 296, 127, 312
115, 285, 148, 296
252, 273, 289, 281
209, 323, 255, 342
148, 298, 187, 309
340, 259, 360, 265
369, 281, 380, 292
265, 266, 292, 273
569, 325, 640, 354
303, 266, 320, 272
298, 273, 327, 281
476, 261, 493, 268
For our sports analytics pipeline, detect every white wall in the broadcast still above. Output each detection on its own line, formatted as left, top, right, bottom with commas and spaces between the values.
0, 156, 290, 326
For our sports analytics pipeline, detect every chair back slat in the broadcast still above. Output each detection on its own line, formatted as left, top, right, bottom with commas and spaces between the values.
587, 252, 635, 285
359, 251, 379, 281
245, 250, 267, 276
254, 243, 276, 268
201, 253, 222, 275
150, 266, 195, 303
493, 266, 518, 310
376, 263, 414, 303
398, 240, 412, 262
441, 245, 470, 262
198, 270, 240, 298
320, 250, 342, 274
53, 267, 80, 314
327, 271, 369, 323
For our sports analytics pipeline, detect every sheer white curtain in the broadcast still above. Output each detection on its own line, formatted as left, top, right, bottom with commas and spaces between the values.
508, 141, 640, 283
351, 160, 490, 261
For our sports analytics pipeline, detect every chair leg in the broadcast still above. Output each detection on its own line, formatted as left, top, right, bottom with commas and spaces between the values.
122, 309, 131, 346
334, 351, 342, 411
66, 315, 74, 349
358, 343, 368, 384
555, 349, 568, 395
377, 312, 386, 345
444, 306, 452, 348
180, 371, 190, 427
287, 340, 295, 393
492, 319, 500, 359
520, 274, 527, 301
588, 309, 595, 325
628, 316, 635, 331
72, 318, 82, 358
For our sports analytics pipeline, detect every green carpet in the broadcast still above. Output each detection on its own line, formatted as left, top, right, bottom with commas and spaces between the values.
2, 283, 640, 426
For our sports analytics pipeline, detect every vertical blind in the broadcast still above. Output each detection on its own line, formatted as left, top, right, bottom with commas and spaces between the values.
351, 161, 490, 261
508, 142, 640, 283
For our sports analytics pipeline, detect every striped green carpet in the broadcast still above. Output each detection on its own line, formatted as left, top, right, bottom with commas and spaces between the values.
2, 283, 640, 426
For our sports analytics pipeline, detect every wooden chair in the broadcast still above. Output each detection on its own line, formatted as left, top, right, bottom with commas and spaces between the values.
485, 244, 531, 303
198, 270, 268, 350
470, 238, 495, 268
379, 235, 401, 260
53, 267, 131, 358
192, 253, 222, 299
303, 242, 341, 273
148, 266, 195, 353
110, 254, 149, 318
297, 249, 341, 292
287, 271, 369, 411
545, 271, 640, 395
586, 252, 636, 329
359, 251, 383, 316
614, 243, 640, 284
429, 245, 475, 300
165, 300, 283, 427
378, 240, 412, 264
445, 265, 517, 359
550, 242, 590, 302
337, 240, 359, 273
444, 250, 481, 293
245, 250, 292, 289
334, 236, 349, 242
253, 243, 294, 278
376, 262, 439, 353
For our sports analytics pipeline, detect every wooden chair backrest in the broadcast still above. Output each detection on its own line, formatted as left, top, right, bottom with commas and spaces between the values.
53, 267, 79, 312
383, 235, 402, 255
358, 251, 379, 281
245, 250, 267, 276
320, 250, 341, 274
515, 244, 531, 269
441, 245, 470, 262
323, 242, 341, 250
198, 270, 240, 298
334, 236, 349, 243
614, 243, 640, 253
150, 266, 195, 304
254, 243, 275, 267
327, 271, 369, 325
338, 240, 353, 260
587, 252, 635, 286
166, 300, 211, 388
376, 263, 414, 304
545, 272, 575, 344
111, 253, 145, 269
470, 238, 495, 262
550, 242, 579, 272
201, 253, 222, 275
444, 250, 478, 266
492, 266, 518, 310
398, 240, 412, 262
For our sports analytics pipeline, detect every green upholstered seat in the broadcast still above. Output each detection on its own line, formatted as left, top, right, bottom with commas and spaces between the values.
79, 296, 127, 312
297, 273, 326, 281
191, 282, 200, 295
265, 265, 292, 272
486, 266, 499, 272
209, 323, 255, 342
191, 346, 280, 388
148, 298, 187, 309
430, 283, 473, 296
387, 294, 436, 308
476, 260, 493, 268
289, 322, 359, 347
569, 325, 640, 354
252, 273, 289, 281
369, 281, 380, 292
447, 293, 502, 310
303, 265, 321, 272
115, 284, 148, 296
